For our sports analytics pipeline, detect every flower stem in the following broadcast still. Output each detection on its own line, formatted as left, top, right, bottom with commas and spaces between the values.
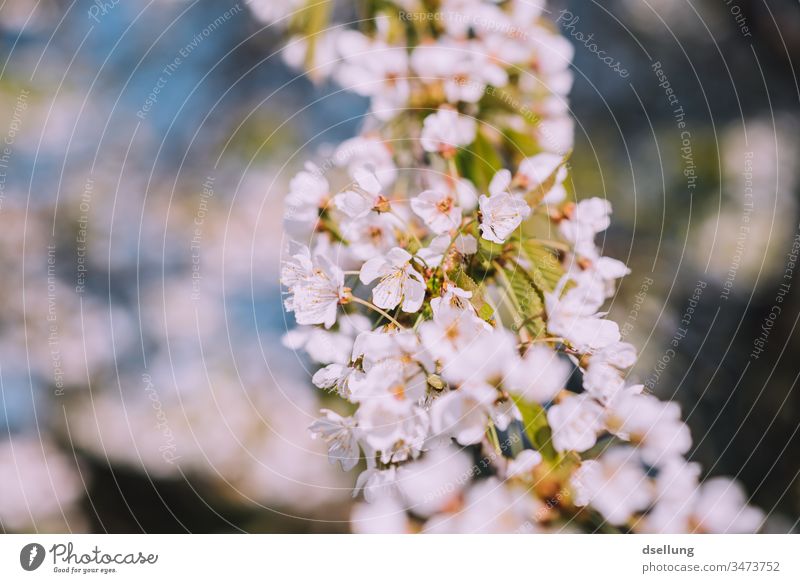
527, 238, 570, 252
349, 296, 405, 328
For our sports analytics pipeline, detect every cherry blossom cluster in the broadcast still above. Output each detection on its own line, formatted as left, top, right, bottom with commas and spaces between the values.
277, 0, 764, 533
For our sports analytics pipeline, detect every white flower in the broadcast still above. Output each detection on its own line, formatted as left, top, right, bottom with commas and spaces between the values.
354, 466, 400, 502
416, 234, 451, 268
312, 363, 364, 399
582, 342, 637, 402
690, 478, 764, 533
351, 497, 410, 534
507, 344, 571, 403
360, 247, 426, 313
517, 152, 568, 204
420, 304, 490, 365
425, 174, 479, 210
638, 459, 701, 533
641, 464, 763, 533
357, 328, 432, 367
478, 170, 531, 243
545, 276, 621, 352
430, 284, 475, 315
559, 197, 612, 258
437, 326, 517, 385
399, 446, 473, 517
411, 189, 462, 234
341, 213, 399, 261
582, 360, 625, 402
284, 162, 329, 226
282, 312, 372, 365
506, 449, 543, 479
547, 314, 620, 353
335, 167, 388, 219
547, 393, 605, 452
280, 243, 313, 291
349, 360, 428, 405
571, 447, 653, 525
414, 40, 508, 103
518, 152, 564, 186
281, 245, 347, 328
309, 409, 360, 471
336, 31, 410, 120
605, 390, 692, 465
335, 135, 397, 188
431, 382, 498, 445
356, 396, 429, 464
420, 108, 477, 156
425, 478, 540, 533
439, 1, 511, 39
565, 255, 631, 299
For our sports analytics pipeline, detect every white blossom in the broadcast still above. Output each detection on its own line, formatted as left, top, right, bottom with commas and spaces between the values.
478, 170, 531, 243
309, 409, 361, 471
335, 135, 397, 188
606, 390, 692, 465
506, 449, 543, 479
431, 382, 498, 445
571, 447, 653, 525
507, 344, 571, 403
284, 162, 329, 227
357, 395, 429, 464
425, 478, 540, 533
336, 31, 410, 119
360, 247, 427, 313
559, 197, 612, 259
281, 245, 347, 328
335, 167, 388, 219
420, 108, 477, 156
411, 189, 462, 234
547, 393, 605, 452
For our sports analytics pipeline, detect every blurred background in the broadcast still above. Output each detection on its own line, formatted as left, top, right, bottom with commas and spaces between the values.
0, 0, 798, 533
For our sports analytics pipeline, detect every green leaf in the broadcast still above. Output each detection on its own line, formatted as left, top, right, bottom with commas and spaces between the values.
498, 263, 545, 336
504, 128, 541, 158
450, 266, 491, 319
456, 130, 503, 192
512, 397, 557, 461
518, 241, 564, 293
477, 303, 495, 321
